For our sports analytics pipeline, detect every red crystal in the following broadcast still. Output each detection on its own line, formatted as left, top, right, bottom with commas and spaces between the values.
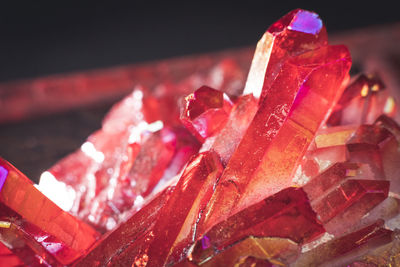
200, 94, 258, 165
0, 242, 24, 267
43, 88, 200, 231
192, 237, 299, 267
201, 44, 351, 231
146, 151, 223, 266
74, 186, 173, 266
296, 220, 393, 266
374, 116, 400, 194
180, 86, 233, 142
191, 187, 324, 265
2, 8, 400, 266
244, 9, 328, 102
328, 74, 397, 126
311, 179, 389, 224
0, 158, 99, 265
303, 162, 360, 201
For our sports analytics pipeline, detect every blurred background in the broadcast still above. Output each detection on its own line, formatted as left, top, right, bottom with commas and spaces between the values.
0, 1, 399, 182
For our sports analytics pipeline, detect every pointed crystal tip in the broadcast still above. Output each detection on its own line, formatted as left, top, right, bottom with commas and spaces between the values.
268, 9, 323, 35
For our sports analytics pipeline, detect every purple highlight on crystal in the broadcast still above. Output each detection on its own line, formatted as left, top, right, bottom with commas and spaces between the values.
289, 11, 322, 35
0, 166, 8, 192
201, 235, 211, 250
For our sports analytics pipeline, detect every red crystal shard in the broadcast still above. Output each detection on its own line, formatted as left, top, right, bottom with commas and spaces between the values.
328, 74, 397, 126
201, 45, 351, 230
191, 187, 324, 265
43, 88, 153, 212
0, 242, 24, 267
146, 151, 223, 266
292, 126, 358, 185
235, 257, 273, 267
347, 230, 400, 266
345, 124, 393, 181
343, 197, 400, 236
180, 86, 232, 142
303, 162, 360, 201
83, 127, 176, 229
375, 114, 400, 142
43, 87, 200, 231
314, 125, 358, 149
200, 94, 258, 165
156, 127, 201, 190
0, 158, 99, 265
74, 186, 173, 266
311, 179, 389, 224
244, 9, 327, 101
1, 205, 79, 266
295, 220, 393, 266
347, 124, 392, 147
196, 237, 299, 267
374, 115, 400, 188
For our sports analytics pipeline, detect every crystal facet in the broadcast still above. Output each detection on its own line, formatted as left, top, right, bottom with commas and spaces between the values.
0, 158, 99, 266
180, 86, 232, 142
244, 9, 328, 102
201, 44, 351, 231
146, 152, 223, 266
191, 187, 324, 265
1, 8, 400, 266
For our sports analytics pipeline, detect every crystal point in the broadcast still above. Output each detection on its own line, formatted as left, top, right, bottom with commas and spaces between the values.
312, 179, 389, 224
244, 9, 328, 101
180, 86, 232, 142
201, 44, 351, 230
146, 151, 223, 266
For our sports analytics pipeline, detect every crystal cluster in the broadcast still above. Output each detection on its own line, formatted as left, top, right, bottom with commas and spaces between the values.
1, 9, 400, 266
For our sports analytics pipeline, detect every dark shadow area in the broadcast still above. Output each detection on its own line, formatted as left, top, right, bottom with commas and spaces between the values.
0, 2, 398, 81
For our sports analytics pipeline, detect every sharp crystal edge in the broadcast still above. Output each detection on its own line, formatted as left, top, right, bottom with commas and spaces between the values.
1, 9, 400, 267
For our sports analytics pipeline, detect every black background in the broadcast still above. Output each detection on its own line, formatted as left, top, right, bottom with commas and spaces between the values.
0, 1, 399, 82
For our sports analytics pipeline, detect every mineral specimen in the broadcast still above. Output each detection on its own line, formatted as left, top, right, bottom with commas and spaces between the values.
1, 8, 399, 267
0, 158, 99, 266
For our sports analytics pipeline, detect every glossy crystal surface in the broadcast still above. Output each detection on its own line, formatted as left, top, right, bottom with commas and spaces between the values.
1, 8, 400, 267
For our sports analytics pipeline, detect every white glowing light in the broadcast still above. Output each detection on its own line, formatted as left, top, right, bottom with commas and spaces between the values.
37, 172, 76, 211
128, 120, 164, 144
81, 142, 105, 163
106, 218, 117, 230
384, 97, 396, 114
147, 120, 164, 132
42, 242, 63, 253
292, 165, 310, 186
301, 232, 334, 253
133, 89, 144, 100
134, 195, 144, 207
129, 122, 147, 143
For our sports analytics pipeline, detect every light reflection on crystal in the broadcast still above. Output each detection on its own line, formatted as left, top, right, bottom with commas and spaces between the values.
0, 166, 8, 191
1, 8, 400, 266
37, 171, 76, 212
288, 10, 323, 35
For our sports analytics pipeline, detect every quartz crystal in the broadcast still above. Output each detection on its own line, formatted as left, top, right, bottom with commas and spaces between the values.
200, 34, 351, 232
1, 8, 400, 266
180, 86, 232, 142
0, 158, 99, 266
